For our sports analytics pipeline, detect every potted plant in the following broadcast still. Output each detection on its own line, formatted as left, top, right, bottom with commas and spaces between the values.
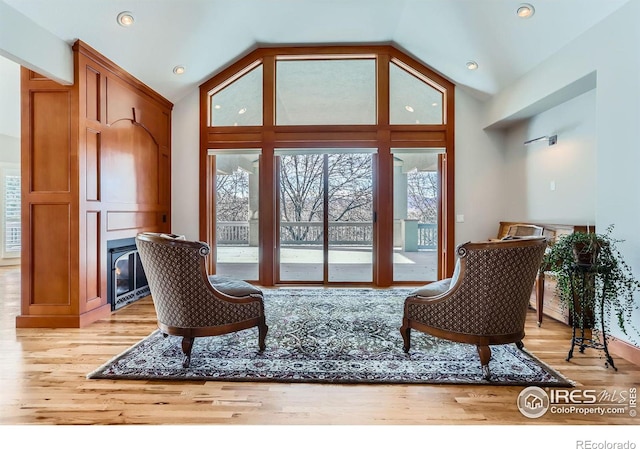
542, 224, 640, 345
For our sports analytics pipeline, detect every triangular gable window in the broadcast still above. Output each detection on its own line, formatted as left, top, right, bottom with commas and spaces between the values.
389, 60, 444, 125
210, 64, 263, 126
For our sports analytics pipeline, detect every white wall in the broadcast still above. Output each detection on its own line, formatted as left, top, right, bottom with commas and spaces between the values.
502, 89, 597, 225
485, 0, 640, 345
453, 89, 507, 245
171, 90, 200, 240
0, 55, 20, 139
0, 1, 73, 85
0, 54, 20, 163
0, 134, 19, 164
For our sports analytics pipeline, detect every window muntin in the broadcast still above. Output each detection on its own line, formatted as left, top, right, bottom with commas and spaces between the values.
210, 65, 263, 126
389, 61, 444, 125
276, 59, 376, 125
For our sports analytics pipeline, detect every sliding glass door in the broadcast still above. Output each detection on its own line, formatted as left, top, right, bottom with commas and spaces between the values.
277, 149, 374, 283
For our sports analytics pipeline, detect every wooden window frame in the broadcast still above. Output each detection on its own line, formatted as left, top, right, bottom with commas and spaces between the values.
199, 45, 455, 286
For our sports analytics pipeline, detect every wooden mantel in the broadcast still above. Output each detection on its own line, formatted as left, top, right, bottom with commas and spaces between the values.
17, 40, 173, 328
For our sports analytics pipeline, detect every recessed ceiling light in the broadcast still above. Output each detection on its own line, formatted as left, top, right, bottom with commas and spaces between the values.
238, 108, 247, 115
431, 102, 438, 107
173, 65, 186, 75
214, 104, 221, 110
517, 3, 535, 18
405, 105, 414, 113
466, 61, 479, 70
117, 11, 135, 27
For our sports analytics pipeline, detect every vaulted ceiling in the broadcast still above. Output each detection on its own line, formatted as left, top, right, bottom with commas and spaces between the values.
2, 0, 631, 104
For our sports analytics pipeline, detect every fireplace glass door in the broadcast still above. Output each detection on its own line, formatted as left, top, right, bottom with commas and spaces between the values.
115, 251, 135, 297
108, 238, 150, 311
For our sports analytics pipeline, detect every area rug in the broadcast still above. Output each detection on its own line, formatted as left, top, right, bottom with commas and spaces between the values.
88, 288, 573, 386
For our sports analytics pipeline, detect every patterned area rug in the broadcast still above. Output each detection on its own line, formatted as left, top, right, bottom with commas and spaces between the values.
88, 288, 573, 386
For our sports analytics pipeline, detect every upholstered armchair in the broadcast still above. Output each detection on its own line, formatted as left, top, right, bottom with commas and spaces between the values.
135, 232, 268, 368
400, 237, 547, 380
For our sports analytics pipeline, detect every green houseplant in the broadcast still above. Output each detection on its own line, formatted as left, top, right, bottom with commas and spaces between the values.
542, 225, 640, 345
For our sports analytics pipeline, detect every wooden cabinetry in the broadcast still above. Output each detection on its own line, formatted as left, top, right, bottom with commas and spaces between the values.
17, 41, 172, 328
496, 221, 589, 326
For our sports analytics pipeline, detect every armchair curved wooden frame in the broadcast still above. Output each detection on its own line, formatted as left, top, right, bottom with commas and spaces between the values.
400, 237, 547, 380
135, 233, 268, 368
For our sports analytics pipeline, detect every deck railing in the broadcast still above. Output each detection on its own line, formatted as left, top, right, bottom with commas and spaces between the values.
279, 221, 373, 246
417, 223, 437, 250
217, 221, 250, 244
217, 220, 437, 249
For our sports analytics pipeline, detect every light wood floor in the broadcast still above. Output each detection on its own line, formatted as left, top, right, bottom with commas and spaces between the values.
1, 265, 639, 430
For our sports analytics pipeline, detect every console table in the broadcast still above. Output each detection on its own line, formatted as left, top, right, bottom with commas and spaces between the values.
495, 221, 590, 325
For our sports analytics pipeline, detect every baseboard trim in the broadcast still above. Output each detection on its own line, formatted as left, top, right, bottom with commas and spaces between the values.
15, 304, 111, 328
608, 336, 640, 367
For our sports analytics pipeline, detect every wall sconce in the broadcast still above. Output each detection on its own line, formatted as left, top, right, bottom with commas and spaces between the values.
524, 135, 557, 146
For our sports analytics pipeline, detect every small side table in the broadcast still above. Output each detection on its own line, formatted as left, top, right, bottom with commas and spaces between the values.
565, 263, 617, 370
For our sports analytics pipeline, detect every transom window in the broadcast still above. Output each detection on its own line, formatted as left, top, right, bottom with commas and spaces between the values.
276, 58, 376, 125
207, 50, 448, 127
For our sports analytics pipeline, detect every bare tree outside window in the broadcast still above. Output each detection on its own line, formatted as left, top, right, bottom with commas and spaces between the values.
279, 154, 324, 226
327, 154, 373, 222
279, 153, 372, 243
215, 168, 252, 245
407, 169, 438, 224
216, 168, 250, 222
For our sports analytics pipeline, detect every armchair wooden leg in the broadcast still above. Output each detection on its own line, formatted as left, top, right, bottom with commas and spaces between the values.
516, 340, 524, 350
477, 345, 492, 380
400, 321, 411, 353
181, 336, 195, 368
258, 318, 268, 352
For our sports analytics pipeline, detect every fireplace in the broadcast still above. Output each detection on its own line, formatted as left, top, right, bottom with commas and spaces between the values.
107, 237, 150, 311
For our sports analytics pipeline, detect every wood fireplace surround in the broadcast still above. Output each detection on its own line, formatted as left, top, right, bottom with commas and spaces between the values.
17, 40, 172, 328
